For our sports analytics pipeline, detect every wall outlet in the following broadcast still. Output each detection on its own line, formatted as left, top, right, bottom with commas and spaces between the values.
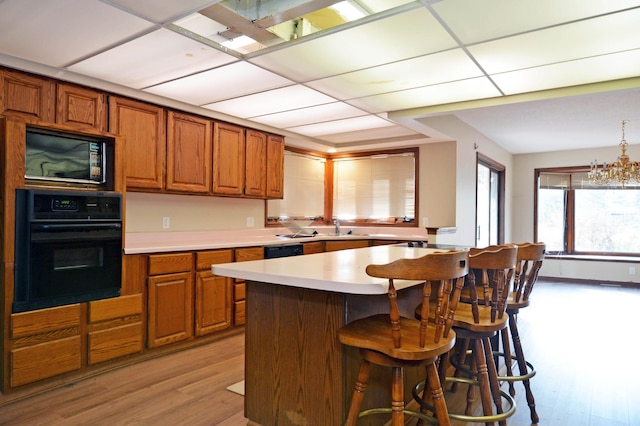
422, 217, 430, 227
246, 216, 254, 228
162, 216, 170, 229
630, 266, 636, 275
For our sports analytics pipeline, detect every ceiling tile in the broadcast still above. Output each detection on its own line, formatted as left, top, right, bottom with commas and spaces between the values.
69, 28, 236, 89
249, 102, 367, 128
106, 0, 218, 23
306, 49, 483, 100
0, 0, 155, 67
286, 115, 394, 137
323, 125, 424, 145
347, 77, 502, 113
468, 8, 640, 74
492, 49, 640, 95
248, 7, 458, 81
432, 0, 640, 44
145, 61, 293, 105
202, 85, 336, 117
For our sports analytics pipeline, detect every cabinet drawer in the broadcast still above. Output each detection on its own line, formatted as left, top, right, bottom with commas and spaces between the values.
11, 336, 81, 387
11, 304, 81, 339
148, 252, 193, 275
196, 249, 234, 270
88, 294, 143, 323
234, 300, 246, 325
303, 241, 324, 254
88, 322, 143, 365
234, 246, 264, 262
235, 283, 246, 301
324, 240, 370, 252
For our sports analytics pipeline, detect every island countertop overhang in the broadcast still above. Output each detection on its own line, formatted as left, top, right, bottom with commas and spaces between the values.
212, 245, 453, 295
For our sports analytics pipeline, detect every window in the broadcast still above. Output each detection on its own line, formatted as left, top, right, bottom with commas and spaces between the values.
332, 150, 416, 225
266, 147, 418, 227
536, 167, 640, 255
266, 150, 325, 224
476, 154, 504, 247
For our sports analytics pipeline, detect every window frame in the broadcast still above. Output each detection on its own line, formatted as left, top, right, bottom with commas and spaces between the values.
535, 166, 640, 257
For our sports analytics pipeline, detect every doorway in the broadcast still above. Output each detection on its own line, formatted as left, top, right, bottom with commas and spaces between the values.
476, 154, 505, 247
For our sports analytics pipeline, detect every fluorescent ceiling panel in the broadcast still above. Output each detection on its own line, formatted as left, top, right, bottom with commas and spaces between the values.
145, 61, 293, 105
347, 77, 502, 113
106, 0, 217, 23
492, 49, 640, 95
432, 0, 640, 44
69, 28, 236, 89
306, 49, 483, 100
202, 85, 336, 117
287, 115, 394, 136
469, 8, 640, 74
0, 0, 155, 67
248, 7, 458, 81
249, 102, 367, 128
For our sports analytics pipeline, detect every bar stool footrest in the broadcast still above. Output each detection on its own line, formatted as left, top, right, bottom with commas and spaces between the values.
357, 407, 440, 424
493, 350, 537, 382
412, 377, 517, 423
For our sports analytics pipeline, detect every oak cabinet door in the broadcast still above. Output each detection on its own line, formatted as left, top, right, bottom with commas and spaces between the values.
266, 134, 284, 199
213, 122, 245, 196
109, 96, 166, 190
147, 272, 194, 348
56, 83, 107, 131
244, 129, 267, 198
0, 69, 55, 122
166, 111, 212, 193
195, 271, 232, 336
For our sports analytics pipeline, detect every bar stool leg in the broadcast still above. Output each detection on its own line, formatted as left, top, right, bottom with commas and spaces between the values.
472, 338, 495, 425
483, 337, 507, 426
346, 360, 370, 426
509, 313, 539, 424
500, 327, 516, 396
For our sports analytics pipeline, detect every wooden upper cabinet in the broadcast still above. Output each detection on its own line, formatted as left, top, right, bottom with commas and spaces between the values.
266, 134, 284, 199
109, 96, 166, 191
0, 69, 55, 122
245, 129, 267, 198
56, 83, 107, 131
213, 122, 245, 196
166, 111, 212, 194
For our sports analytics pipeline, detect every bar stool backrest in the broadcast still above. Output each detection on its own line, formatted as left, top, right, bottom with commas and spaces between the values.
365, 249, 469, 349
466, 244, 518, 323
513, 242, 546, 304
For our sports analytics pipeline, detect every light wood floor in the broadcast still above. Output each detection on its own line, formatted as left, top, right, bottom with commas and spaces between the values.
1, 279, 640, 425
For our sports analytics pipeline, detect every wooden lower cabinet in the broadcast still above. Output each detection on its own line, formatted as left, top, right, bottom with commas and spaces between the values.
303, 241, 324, 254
147, 270, 194, 348
9, 304, 82, 388
233, 246, 264, 326
195, 250, 233, 336
87, 294, 144, 365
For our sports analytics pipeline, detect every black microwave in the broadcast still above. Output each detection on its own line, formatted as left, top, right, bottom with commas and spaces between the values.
25, 127, 107, 185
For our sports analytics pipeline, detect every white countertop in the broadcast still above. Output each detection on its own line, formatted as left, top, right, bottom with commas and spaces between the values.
124, 226, 432, 254
212, 245, 447, 295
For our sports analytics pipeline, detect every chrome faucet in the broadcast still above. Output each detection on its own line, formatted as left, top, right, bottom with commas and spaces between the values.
334, 219, 340, 235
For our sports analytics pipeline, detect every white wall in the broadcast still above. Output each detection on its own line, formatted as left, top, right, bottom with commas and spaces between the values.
418, 115, 514, 247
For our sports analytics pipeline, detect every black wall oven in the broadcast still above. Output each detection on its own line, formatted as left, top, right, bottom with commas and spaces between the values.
13, 189, 123, 313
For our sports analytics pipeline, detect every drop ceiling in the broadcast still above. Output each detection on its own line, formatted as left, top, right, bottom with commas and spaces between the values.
1, 0, 640, 154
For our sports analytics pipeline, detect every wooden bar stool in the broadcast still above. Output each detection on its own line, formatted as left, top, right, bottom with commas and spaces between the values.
495, 242, 545, 424
415, 244, 518, 426
338, 249, 469, 426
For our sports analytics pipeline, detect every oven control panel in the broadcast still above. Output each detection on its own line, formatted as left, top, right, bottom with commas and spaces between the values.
18, 189, 122, 221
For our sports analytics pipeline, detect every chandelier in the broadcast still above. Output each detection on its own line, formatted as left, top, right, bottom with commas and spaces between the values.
588, 120, 640, 188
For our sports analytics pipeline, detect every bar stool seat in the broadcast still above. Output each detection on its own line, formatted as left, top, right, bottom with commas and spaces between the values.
338, 249, 469, 426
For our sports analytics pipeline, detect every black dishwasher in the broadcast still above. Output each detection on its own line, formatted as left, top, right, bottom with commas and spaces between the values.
264, 243, 304, 258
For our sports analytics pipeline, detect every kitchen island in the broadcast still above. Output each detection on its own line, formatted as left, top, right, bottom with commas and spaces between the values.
213, 244, 458, 426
